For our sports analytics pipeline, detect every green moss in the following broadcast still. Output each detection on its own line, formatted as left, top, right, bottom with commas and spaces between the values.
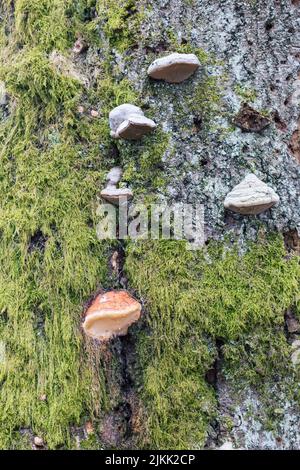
90, 63, 170, 193
70, 0, 101, 46
1, 48, 81, 124
120, 128, 170, 194
79, 431, 102, 449
0, 0, 169, 448
96, 0, 145, 52
0, 132, 112, 448
2, 0, 101, 52
125, 235, 300, 449
0, 1, 116, 449
13, 0, 72, 51
167, 32, 216, 65
152, 33, 225, 130
235, 84, 257, 103
188, 74, 224, 128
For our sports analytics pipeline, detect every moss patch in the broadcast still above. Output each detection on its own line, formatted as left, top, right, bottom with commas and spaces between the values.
96, 0, 145, 52
0, 1, 114, 450
0, 0, 170, 448
125, 235, 300, 449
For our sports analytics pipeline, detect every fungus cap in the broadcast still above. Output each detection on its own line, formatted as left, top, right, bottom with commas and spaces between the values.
109, 104, 156, 139
109, 104, 143, 136
224, 174, 280, 215
115, 115, 156, 140
100, 187, 133, 205
147, 53, 200, 83
73, 38, 88, 54
82, 291, 142, 341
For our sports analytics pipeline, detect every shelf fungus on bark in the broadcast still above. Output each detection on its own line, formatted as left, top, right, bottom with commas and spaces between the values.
109, 104, 156, 140
73, 37, 88, 54
101, 167, 133, 205
147, 53, 200, 83
82, 291, 142, 341
224, 174, 280, 215
233, 104, 271, 133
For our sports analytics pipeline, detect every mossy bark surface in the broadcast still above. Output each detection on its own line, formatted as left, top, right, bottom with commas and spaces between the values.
0, 0, 299, 449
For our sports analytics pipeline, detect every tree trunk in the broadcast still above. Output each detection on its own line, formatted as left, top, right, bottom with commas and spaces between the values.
0, 0, 299, 450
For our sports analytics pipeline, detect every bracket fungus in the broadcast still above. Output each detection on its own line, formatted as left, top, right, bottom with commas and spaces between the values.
73, 37, 88, 54
109, 104, 156, 140
224, 174, 280, 215
82, 291, 142, 341
233, 104, 271, 133
101, 167, 133, 205
147, 53, 200, 83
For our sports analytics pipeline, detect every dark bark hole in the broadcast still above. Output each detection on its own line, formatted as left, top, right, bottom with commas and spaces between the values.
205, 339, 225, 389
0, 310, 8, 323
124, 1, 138, 19
87, 217, 94, 229
144, 42, 170, 53
284, 229, 300, 254
284, 306, 300, 335
28, 230, 48, 254
265, 19, 274, 31
193, 114, 203, 131
108, 143, 121, 166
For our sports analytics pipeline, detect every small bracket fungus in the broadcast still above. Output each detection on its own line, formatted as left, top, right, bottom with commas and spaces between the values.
101, 187, 133, 205
73, 37, 88, 54
224, 174, 280, 215
101, 167, 133, 205
109, 104, 156, 140
147, 53, 200, 83
82, 291, 142, 341
233, 103, 271, 132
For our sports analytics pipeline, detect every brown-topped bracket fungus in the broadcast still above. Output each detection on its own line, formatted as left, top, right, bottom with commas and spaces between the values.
224, 174, 280, 215
82, 291, 142, 341
109, 104, 156, 140
147, 53, 200, 83
101, 167, 133, 205
233, 103, 271, 133
73, 37, 88, 54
